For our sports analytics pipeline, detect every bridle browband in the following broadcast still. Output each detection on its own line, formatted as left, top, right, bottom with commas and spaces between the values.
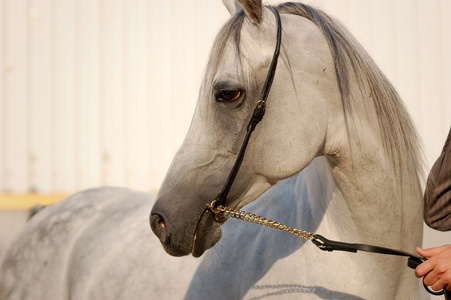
212, 8, 282, 209
206, 7, 445, 297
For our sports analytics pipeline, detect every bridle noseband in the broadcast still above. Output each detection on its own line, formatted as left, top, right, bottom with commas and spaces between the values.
211, 8, 282, 211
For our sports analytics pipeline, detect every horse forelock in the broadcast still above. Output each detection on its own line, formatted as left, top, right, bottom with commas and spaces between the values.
203, 11, 245, 98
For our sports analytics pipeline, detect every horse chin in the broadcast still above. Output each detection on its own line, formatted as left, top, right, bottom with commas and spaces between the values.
191, 210, 222, 258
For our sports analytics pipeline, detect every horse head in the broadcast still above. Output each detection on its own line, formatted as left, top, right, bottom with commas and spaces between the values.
150, 0, 344, 257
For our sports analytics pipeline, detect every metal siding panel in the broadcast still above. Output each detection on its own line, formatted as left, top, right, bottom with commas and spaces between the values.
3, 0, 29, 192
417, 0, 443, 167
147, 1, 159, 189
75, 0, 101, 190
328, 0, 349, 23
171, 1, 196, 153
146, 1, 159, 191
148, 1, 174, 189
393, 0, 420, 126
123, 0, 150, 191
0, 0, 448, 198
28, 0, 53, 192
0, 0, 5, 191
99, 0, 125, 187
370, 0, 397, 84
53, 0, 76, 192
348, 1, 372, 54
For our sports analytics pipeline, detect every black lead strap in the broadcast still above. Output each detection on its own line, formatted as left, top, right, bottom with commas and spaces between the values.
312, 234, 424, 268
312, 234, 446, 296
213, 8, 282, 208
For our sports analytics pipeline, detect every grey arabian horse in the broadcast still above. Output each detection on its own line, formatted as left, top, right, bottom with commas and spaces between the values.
151, 0, 424, 299
0, 1, 425, 300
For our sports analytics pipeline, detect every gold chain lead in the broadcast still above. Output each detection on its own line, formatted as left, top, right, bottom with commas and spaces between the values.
208, 202, 315, 242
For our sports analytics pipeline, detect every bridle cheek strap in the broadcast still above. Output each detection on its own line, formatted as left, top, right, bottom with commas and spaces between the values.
213, 8, 282, 209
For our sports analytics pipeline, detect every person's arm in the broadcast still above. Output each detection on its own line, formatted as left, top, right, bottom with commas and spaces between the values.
424, 127, 451, 231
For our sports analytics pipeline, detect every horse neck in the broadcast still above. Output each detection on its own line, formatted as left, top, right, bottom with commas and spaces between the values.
313, 97, 422, 247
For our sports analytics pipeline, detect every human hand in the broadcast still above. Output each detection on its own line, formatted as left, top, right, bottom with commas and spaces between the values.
415, 245, 451, 292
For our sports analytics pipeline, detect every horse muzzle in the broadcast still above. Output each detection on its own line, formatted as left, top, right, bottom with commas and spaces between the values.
150, 201, 223, 257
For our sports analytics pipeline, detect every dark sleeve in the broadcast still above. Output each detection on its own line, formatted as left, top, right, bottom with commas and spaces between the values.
424, 126, 451, 231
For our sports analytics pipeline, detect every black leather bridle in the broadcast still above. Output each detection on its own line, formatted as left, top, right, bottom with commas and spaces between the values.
212, 8, 282, 209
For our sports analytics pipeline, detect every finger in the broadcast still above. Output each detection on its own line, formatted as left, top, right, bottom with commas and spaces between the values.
423, 272, 439, 288
415, 260, 434, 278
431, 279, 446, 292
416, 247, 427, 257
417, 245, 449, 258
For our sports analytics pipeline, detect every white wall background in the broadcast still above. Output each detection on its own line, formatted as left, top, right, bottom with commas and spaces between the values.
1, 0, 450, 194
0, 0, 228, 193
1, 0, 451, 243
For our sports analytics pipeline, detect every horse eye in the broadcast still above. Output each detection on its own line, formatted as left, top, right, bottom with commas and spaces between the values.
216, 90, 241, 102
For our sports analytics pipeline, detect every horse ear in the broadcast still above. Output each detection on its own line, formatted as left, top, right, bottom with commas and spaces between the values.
237, 0, 263, 24
222, 0, 263, 24
222, 0, 242, 15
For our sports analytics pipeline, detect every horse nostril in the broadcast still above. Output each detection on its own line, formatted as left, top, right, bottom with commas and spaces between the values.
158, 217, 165, 228
150, 213, 166, 238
